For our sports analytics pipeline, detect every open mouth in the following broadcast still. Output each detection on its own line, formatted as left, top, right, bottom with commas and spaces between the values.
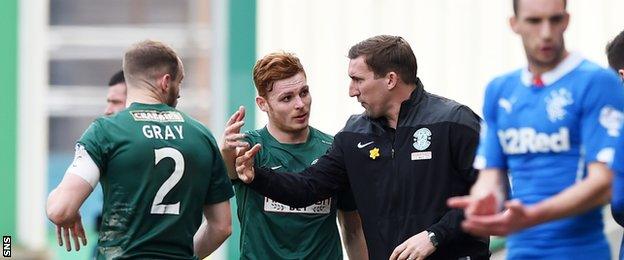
294, 113, 308, 120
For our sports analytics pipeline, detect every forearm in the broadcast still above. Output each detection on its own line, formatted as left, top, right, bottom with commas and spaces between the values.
427, 208, 465, 246
338, 210, 368, 259
528, 163, 612, 226
220, 148, 237, 180
47, 188, 79, 226
343, 233, 368, 260
46, 177, 90, 226
472, 169, 504, 198
193, 221, 231, 258
249, 166, 337, 208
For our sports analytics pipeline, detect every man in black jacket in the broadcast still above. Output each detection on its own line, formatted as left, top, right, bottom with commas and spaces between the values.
235, 35, 489, 260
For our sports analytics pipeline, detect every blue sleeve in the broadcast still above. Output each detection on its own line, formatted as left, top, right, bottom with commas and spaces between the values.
477, 80, 508, 170
581, 70, 624, 165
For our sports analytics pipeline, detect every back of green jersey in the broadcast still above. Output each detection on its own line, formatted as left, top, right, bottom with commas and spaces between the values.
78, 103, 233, 259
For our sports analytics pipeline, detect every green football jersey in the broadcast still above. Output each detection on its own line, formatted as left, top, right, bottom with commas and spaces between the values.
78, 103, 233, 260
234, 127, 356, 260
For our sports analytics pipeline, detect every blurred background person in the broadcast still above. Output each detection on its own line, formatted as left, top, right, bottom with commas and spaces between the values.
606, 29, 624, 260
449, 0, 624, 259
104, 70, 127, 116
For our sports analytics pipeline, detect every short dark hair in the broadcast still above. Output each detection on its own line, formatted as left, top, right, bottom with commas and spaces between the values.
253, 52, 306, 97
123, 40, 180, 87
108, 70, 125, 86
513, 0, 566, 15
607, 30, 624, 71
348, 35, 418, 85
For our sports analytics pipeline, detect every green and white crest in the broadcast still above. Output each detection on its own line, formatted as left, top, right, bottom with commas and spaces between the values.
413, 127, 432, 151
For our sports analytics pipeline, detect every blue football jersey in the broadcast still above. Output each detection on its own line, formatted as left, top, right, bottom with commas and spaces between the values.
476, 53, 624, 259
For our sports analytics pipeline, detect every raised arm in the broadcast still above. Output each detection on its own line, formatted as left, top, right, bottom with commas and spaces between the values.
236, 139, 350, 207
220, 106, 250, 180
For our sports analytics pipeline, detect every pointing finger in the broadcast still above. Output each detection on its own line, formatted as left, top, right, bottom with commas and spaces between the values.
236, 106, 246, 121
225, 121, 245, 134
225, 110, 240, 126
245, 144, 262, 158
447, 196, 472, 209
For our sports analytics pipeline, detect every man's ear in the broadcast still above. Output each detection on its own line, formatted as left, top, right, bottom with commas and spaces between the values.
509, 16, 519, 34
256, 96, 268, 112
386, 72, 398, 90
160, 74, 172, 93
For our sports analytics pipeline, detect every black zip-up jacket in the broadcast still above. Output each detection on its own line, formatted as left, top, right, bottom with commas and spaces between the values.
249, 80, 490, 260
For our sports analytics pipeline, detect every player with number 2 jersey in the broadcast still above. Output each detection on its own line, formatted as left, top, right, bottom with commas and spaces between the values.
79, 102, 233, 259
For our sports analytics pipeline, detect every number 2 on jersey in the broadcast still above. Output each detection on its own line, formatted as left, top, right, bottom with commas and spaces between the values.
151, 147, 184, 215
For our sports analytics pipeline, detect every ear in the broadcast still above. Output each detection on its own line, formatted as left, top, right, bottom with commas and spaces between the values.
256, 96, 268, 112
160, 74, 172, 93
386, 72, 398, 90
618, 69, 624, 80
561, 12, 570, 31
509, 16, 519, 34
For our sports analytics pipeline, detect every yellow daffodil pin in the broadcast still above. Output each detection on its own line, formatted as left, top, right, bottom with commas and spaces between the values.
369, 147, 380, 159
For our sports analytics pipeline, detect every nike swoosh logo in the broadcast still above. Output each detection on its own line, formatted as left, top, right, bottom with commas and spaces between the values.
357, 141, 374, 149
270, 165, 283, 170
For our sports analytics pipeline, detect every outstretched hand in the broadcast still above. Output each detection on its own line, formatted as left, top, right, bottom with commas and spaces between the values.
447, 191, 501, 216
235, 144, 262, 183
222, 106, 249, 152
55, 213, 87, 252
460, 199, 535, 237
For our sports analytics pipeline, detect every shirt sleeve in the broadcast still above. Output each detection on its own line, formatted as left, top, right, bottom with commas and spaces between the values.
477, 80, 508, 170
581, 70, 624, 166
204, 133, 235, 205
336, 187, 357, 211
428, 107, 480, 246
248, 135, 350, 208
77, 119, 108, 173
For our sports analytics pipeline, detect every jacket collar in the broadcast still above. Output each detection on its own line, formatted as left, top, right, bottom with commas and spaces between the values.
402, 77, 425, 107
370, 77, 425, 129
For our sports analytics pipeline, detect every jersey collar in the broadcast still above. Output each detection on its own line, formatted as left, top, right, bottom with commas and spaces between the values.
521, 52, 584, 87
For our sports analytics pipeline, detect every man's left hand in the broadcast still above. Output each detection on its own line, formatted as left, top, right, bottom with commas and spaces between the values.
389, 231, 435, 260
55, 213, 87, 252
461, 199, 536, 237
